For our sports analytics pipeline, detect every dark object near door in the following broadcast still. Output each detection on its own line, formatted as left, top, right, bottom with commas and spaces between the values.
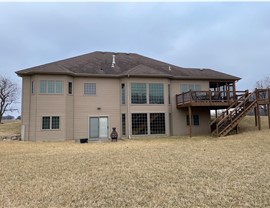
111, 127, 118, 142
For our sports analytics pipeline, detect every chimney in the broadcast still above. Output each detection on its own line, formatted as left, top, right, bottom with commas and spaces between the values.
112, 55, 116, 68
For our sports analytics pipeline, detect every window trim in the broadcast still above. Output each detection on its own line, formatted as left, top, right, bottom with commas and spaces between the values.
84, 83, 96, 95
181, 84, 201, 93
31, 81, 35, 95
39, 80, 63, 94
68, 82, 73, 95
131, 112, 166, 136
186, 114, 200, 126
149, 83, 164, 104
121, 83, 126, 105
41, 116, 60, 130
130, 82, 165, 105
122, 113, 126, 136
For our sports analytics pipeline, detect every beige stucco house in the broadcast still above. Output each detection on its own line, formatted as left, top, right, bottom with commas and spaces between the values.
16, 51, 240, 141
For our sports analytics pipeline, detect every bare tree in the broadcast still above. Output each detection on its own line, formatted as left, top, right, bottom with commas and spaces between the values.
0, 76, 18, 124
255, 75, 270, 116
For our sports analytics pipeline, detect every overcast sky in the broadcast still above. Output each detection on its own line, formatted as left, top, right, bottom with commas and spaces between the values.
1, 2, 270, 116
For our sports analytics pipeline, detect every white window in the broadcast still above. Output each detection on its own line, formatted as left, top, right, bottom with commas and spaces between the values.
181, 84, 201, 93
31, 81, 35, 94
40, 80, 63, 94
84, 83, 96, 95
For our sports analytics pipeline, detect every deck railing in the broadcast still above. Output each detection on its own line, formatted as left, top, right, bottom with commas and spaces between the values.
256, 88, 270, 103
176, 90, 247, 107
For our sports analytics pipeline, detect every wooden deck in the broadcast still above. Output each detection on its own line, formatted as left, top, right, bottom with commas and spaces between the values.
176, 88, 270, 137
176, 90, 248, 109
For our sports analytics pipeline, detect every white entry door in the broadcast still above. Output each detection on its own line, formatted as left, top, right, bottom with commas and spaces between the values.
89, 117, 109, 139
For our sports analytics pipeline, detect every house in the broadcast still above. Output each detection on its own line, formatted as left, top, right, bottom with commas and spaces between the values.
16, 51, 241, 141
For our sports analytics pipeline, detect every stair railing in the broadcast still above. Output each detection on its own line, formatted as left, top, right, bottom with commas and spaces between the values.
214, 91, 257, 136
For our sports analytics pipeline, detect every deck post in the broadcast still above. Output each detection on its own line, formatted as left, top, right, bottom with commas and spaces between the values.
188, 106, 192, 137
268, 103, 270, 129
233, 81, 236, 100
254, 107, 257, 127
268, 89, 270, 129
256, 89, 261, 131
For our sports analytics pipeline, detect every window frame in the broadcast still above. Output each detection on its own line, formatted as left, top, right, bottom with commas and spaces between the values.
149, 83, 164, 104
150, 113, 166, 134
68, 82, 73, 95
186, 114, 200, 126
122, 113, 126, 136
31, 81, 35, 95
181, 84, 201, 93
39, 80, 63, 94
121, 83, 126, 105
42, 116, 60, 130
131, 83, 147, 104
130, 83, 165, 105
131, 113, 148, 135
84, 83, 96, 95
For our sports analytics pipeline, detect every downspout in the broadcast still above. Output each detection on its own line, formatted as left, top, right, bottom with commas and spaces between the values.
127, 74, 131, 139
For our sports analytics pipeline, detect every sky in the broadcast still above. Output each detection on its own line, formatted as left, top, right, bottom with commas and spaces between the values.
0, 2, 270, 116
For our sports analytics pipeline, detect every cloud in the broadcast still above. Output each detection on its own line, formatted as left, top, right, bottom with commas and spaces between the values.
0, 2, 269, 93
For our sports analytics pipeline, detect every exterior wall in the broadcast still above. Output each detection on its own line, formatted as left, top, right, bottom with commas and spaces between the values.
73, 77, 121, 140
20, 75, 212, 141
21, 76, 31, 141
170, 80, 210, 135
21, 75, 74, 141
120, 77, 171, 137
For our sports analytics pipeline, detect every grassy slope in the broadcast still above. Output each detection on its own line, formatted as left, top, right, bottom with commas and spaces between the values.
0, 117, 270, 207
0, 120, 21, 136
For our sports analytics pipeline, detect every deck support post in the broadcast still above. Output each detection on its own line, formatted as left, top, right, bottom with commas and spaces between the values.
267, 103, 270, 129
256, 104, 261, 130
233, 81, 236, 100
268, 89, 270, 129
254, 107, 257, 127
188, 106, 192, 137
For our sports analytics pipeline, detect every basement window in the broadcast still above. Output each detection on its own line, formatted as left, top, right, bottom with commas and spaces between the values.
42, 116, 60, 130
186, 115, 200, 126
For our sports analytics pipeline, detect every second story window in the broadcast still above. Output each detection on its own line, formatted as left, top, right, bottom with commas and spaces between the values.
84, 83, 96, 95
149, 83, 164, 104
181, 84, 201, 93
31, 81, 35, 94
131, 83, 147, 104
121, 83, 125, 104
40, 80, 63, 94
68, 82, 73, 95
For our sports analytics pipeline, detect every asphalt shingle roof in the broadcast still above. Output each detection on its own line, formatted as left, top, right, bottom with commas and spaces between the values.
16, 51, 240, 81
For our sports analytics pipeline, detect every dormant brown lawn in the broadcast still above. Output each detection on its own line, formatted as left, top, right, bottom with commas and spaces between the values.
0, 118, 270, 207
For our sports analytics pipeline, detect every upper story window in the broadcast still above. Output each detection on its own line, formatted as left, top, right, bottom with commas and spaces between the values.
181, 84, 201, 93
121, 83, 125, 105
168, 84, 171, 104
149, 83, 164, 104
40, 80, 63, 94
31, 81, 35, 94
131, 83, 147, 104
68, 82, 73, 95
84, 83, 96, 95
131, 83, 165, 104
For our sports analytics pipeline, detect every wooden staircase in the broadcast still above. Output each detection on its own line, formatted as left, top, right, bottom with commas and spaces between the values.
211, 91, 257, 137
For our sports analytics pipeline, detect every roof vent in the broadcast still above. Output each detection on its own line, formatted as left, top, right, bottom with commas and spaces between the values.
112, 55, 116, 68
169, 66, 171, 71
